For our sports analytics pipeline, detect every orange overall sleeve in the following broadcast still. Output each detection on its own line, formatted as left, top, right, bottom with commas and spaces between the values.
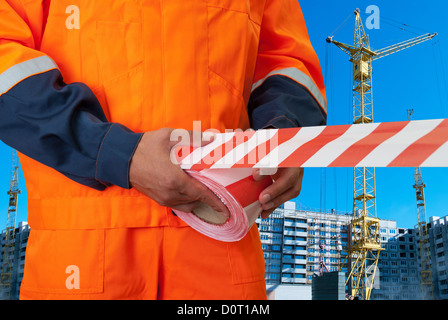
249, 0, 327, 129
0, 0, 142, 190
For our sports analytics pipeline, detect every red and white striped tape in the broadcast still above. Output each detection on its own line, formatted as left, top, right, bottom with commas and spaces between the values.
175, 119, 448, 169
172, 119, 448, 242
172, 168, 272, 242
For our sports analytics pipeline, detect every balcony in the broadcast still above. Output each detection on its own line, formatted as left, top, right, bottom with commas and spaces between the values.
260, 239, 282, 246
283, 230, 308, 237
294, 249, 307, 256
282, 257, 305, 264
284, 220, 307, 228
281, 277, 307, 284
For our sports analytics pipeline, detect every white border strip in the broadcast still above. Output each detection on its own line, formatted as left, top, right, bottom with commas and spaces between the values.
251, 67, 327, 112
0, 55, 58, 95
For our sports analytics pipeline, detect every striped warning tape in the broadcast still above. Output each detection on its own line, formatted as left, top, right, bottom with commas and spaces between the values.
173, 168, 272, 242
175, 119, 448, 169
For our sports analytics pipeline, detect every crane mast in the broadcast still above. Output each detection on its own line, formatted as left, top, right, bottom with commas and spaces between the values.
407, 109, 434, 300
0, 150, 20, 300
329, 9, 436, 300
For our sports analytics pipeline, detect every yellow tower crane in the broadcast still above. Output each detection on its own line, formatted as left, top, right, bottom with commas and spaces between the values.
328, 9, 437, 300
407, 109, 434, 300
0, 150, 20, 300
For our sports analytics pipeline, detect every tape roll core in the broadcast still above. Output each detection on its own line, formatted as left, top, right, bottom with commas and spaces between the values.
192, 202, 228, 226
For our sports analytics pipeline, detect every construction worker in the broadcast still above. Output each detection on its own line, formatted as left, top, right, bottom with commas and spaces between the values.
0, 0, 326, 299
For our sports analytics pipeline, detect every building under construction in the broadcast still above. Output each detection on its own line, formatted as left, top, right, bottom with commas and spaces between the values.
0, 222, 29, 300
259, 202, 448, 300
258, 202, 351, 286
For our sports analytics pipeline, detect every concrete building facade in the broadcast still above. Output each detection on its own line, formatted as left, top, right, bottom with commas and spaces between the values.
258, 202, 448, 300
372, 221, 421, 300
256, 202, 351, 287
427, 216, 448, 299
0, 221, 29, 300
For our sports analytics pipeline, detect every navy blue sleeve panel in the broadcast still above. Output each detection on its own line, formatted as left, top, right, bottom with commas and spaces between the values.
248, 75, 327, 130
0, 69, 143, 190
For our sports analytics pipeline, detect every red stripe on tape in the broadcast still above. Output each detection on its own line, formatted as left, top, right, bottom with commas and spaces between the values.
329, 121, 409, 167
388, 119, 448, 167
190, 131, 256, 170
231, 128, 297, 168
279, 124, 351, 167
225, 175, 272, 208
174, 146, 194, 163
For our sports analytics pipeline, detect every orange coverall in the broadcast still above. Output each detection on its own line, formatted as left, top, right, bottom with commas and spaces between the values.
0, 0, 326, 299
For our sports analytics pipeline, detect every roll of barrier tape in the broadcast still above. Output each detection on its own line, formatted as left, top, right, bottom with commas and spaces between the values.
172, 118, 448, 241
172, 168, 272, 242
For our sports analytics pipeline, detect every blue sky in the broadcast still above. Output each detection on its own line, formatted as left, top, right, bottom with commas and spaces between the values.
0, 0, 447, 230
296, 0, 448, 228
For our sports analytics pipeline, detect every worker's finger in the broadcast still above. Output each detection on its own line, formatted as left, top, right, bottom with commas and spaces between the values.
258, 168, 301, 206
198, 188, 229, 218
150, 158, 225, 216
260, 186, 301, 219
141, 185, 192, 207
172, 169, 229, 217
183, 177, 229, 218
193, 183, 229, 218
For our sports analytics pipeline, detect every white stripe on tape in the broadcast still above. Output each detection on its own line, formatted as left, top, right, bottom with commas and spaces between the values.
180, 132, 235, 169
356, 119, 443, 167
302, 122, 381, 167
421, 141, 448, 167
211, 129, 277, 169
254, 126, 326, 168
173, 119, 448, 242
177, 119, 448, 169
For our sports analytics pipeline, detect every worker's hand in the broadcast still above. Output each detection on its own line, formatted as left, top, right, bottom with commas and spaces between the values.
129, 128, 229, 218
253, 167, 304, 219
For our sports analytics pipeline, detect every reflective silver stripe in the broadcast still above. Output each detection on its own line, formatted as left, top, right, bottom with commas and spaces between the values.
251, 67, 327, 113
0, 55, 58, 95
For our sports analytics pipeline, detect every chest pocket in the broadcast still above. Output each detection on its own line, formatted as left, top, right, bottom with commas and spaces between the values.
94, 20, 144, 132
206, 0, 263, 91
206, 0, 264, 130
95, 21, 143, 83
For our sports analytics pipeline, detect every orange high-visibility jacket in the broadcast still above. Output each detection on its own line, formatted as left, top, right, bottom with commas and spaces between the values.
0, 0, 326, 298
0, 0, 326, 230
